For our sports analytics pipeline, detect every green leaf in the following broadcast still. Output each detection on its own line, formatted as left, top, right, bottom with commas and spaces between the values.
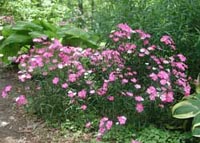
0, 33, 31, 48
40, 20, 57, 32
57, 24, 99, 48
1, 25, 14, 37
196, 73, 200, 94
0, 44, 21, 64
192, 113, 200, 137
28, 31, 47, 39
12, 21, 43, 32
172, 99, 200, 119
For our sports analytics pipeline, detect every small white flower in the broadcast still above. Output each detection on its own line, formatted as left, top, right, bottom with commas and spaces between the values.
140, 48, 146, 53
58, 63, 63, 69
90, 90, 95, 94
84, 72, 89, 76
152, 67, 157, 70
0, 36, 4, 40
127, 50, 132, 54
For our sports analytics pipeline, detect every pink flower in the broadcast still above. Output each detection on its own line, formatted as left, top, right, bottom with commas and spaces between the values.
160, 35, 175, 46
184, 85, 191, 96
149, 73, 158, 81
61, 83, 68, 89
146, 86, 156, 94
160, 79, 167, 85
118, 23, 133, 34
68, 74, 77, 82
157, 71, 169, 80
78, 89, 87, 99
122, 79, 128, 84
68, 91, 76, 98
97, 117, 113, 140
107, 96, 114, 101
135, 29, 151, 40
177, 54, 186, 62
52, 77, 59, 85
4, 85, 12, 92
131, 140, 141, 143
1, 91, 7, 98
174, 62, 187, 71
126, 92, 133, 97
106, 120, 113, 130
1, 85, 12, 98
131, 78, 137, 83
16, 95, 27, 106
117, 116, 127, 125
160, 92, 174, 103
81, 105, 87, 110
135, 96, 144, 102
146, 86, 157, 100
143, 39, 149, 45
109, 72, 116, 82
136, 103, 144, 113
85, 122, 91, 128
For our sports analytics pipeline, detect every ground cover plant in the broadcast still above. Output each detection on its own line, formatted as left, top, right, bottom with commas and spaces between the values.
1, 23, 193, 142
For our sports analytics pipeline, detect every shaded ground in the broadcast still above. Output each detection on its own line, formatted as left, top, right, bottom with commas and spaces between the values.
0, 64, 94, 143
0, 65, 40, 143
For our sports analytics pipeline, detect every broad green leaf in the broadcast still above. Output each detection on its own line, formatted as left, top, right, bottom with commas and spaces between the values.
0, 44, 21, 64
28, 31, 47, 39
1, 25, 14, 37
40, 20, 57, 32
196, 73, 200, 94
172, 100, 200, 119
0, 33, 31, 48
62, 35, 98, 48
192, 114, 200, 137
192, 127, 200, 137
193, 113, 200, 130
43, 30, 59, 38
12, 21, 43, 32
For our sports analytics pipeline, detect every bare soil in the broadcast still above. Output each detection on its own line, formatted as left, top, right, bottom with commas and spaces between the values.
0, 64, 93, 143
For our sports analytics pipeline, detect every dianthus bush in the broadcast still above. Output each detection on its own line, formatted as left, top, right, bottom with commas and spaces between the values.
1, 23, 191, 141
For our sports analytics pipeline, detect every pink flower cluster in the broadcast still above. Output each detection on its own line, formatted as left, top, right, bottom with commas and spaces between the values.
97, 117, 113, 140
9, 23, 191, 140
1, 85, 12, 98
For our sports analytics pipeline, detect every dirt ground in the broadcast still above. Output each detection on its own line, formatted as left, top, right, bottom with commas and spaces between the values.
0, 64, 94, 143
0, 64, 40, 143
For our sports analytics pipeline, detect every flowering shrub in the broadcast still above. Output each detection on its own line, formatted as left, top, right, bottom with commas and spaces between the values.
1, 23, 191, 142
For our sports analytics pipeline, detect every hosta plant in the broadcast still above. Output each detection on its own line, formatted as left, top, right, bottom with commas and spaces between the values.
172, 74, 200, 137
0, 20, 98, 64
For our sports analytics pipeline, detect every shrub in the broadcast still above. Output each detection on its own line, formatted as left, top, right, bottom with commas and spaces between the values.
1, 23, 191, 142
